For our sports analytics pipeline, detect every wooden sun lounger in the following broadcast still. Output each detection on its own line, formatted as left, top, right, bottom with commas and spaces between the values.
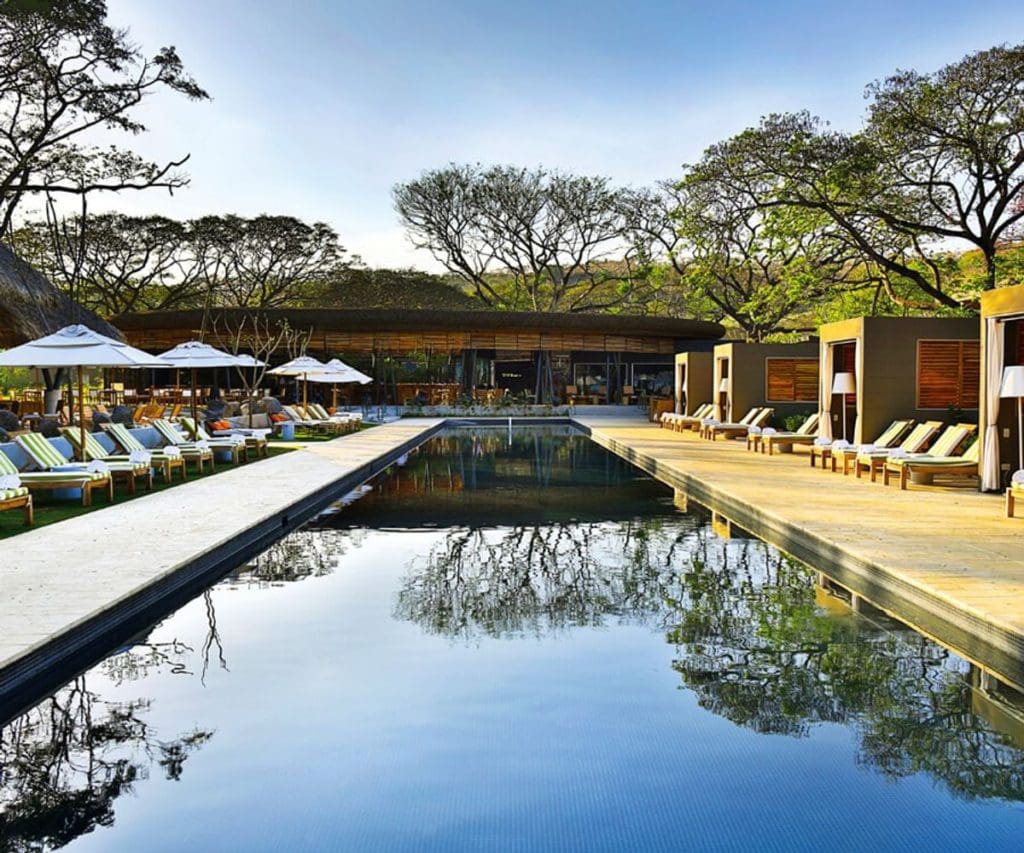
1007, 481, 1024, 518
748, 413, 820, 454
703, 407, 773, 441
811, 419, 915, 472
853, 422, 961, 482
61, 427, 154, 495
9, 435, 113, 506
882, 437, 980, 490
0, 484, 33, 525
105, 423, 187, 482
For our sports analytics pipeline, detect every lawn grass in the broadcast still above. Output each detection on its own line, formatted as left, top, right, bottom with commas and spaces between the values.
0, 445, 297, 541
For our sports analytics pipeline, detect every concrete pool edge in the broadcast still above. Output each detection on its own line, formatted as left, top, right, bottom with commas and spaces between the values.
0, 419, 446, 721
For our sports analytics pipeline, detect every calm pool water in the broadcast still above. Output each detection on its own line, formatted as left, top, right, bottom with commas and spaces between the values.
3, 427, 1024, 851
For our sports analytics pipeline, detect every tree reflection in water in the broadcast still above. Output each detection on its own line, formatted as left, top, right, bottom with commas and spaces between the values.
395, 517, 694, 639
396, 508, 1024, 802
229, 528, 364, 587
0, 680, 211, 851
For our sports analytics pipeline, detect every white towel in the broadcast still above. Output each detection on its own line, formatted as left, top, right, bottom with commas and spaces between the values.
856, 444, 875, 453
162, 445, 182, 458
830, 439, 850, 450
0, 473, 21, 490
702, 418, 720, 427
761, 427, 777, 436
230, 435, 246, 446
814, 437, 832, 447
748, 425, 762, 435
128, 449, 151, 465
887, 447, 908, 458
87, 460, 110, 474
1012, 470, 1024, 485
195, 439, 211, 450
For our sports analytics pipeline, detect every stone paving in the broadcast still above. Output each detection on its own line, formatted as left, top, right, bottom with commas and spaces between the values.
0, 419, 442, 684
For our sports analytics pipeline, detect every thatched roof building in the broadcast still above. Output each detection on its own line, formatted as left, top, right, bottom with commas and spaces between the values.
0, 243, 120, 347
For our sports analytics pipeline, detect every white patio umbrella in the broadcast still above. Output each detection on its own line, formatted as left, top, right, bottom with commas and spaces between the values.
0, 324, 165, 460
308, 358, 372, 407
267, 355, 329, 413
156, 340, 264, 426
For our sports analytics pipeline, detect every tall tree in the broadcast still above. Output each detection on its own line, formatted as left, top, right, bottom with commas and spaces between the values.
12, 213, 201, 315
863, 43, 1024, 291
674, 157, 869, 340
0, 0, 208, 232
394, 164, 649, 312
192, 215, 350, 308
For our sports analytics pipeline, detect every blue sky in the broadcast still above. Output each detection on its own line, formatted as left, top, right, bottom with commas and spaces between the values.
99, 0, 1024, 269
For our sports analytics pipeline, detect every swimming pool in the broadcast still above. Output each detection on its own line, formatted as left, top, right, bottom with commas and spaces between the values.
2, 427, 1023, 850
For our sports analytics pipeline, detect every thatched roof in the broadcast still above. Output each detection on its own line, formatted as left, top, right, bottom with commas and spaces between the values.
0, 243, 121, 346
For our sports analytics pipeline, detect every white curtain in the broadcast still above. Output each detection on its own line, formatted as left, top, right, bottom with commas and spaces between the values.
854, 336, 864, 444
982, 318, 1004, 491
819, 341, 833, 441
713, 359, 724, 420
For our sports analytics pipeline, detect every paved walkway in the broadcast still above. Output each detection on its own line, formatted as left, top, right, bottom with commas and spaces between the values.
0, 419, 443, 702
573, 413, 1024, 687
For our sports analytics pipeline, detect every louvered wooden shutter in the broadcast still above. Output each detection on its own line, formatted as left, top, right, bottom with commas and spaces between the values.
766, 358, 819, 402
917, 340, 980, 409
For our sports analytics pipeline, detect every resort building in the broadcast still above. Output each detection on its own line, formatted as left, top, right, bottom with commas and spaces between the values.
979, 285, 1024, 491
114, 308, 724, 404
818, 316, 980, 445
711, 341, 819, 422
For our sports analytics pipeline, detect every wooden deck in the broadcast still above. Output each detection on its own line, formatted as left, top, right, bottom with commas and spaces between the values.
0, 419, 444, 715
573, 414, 1024, 689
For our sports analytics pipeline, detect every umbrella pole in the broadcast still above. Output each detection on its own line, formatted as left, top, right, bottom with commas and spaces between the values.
332, 384, 337, 409
303, 372, 308, 413
191, 367, 198, 427
77, 365, 86, 462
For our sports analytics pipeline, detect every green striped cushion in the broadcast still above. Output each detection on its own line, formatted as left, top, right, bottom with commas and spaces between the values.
106, 423, 145, 452
61, 427, 113, 462
1, 486, 28, 499
17, 433, 71, 469
104, 460, 149, 473
19, 470, 107, 482
179, 416, 212, 441
0, 452, 19, 477
152, 419, 187, 446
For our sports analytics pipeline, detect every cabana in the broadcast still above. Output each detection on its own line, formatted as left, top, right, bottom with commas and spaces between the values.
673, 351, 713, 415
818, 317, 979, 445
979, 285, 1024, 492
712, 342, 818, 424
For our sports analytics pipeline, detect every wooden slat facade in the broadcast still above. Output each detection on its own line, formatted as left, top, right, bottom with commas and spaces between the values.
124, 328, 680, 356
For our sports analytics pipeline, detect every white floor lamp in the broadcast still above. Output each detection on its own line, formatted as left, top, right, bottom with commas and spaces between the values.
832, 371, 856, 441
718, 377, 729, 421
999, 365, 1024, 472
